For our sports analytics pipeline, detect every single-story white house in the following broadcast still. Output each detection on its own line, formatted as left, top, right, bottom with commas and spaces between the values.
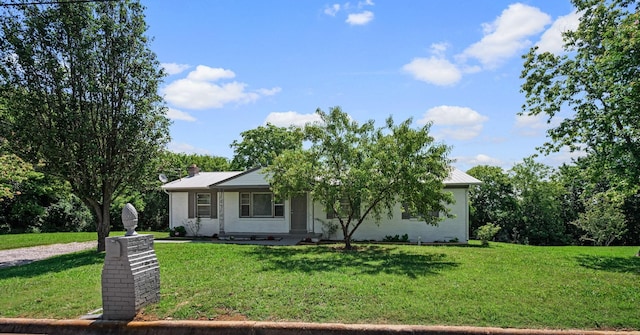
161, 165, 481, 243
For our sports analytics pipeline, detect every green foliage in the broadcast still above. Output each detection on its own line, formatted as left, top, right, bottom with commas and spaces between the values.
572, 191, 628, 246
230, 123, 304, 170
476, 223, 501, 246
265, 107, 452, 249
521, 0, 640, 193
159, 151, 230, 179
169, 225, 187, 237
0, 153, 32, 201
0, 0, 170, 250
316, 218, 338, 239
466, 165, 516, 240
0, 171, 92, 234
382, 234, 409, 242
509, 158, 569, 245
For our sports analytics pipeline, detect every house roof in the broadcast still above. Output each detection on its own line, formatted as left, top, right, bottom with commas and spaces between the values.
162, 166, 481, 191
161, 171, 246, 191
444, 168, 482, 186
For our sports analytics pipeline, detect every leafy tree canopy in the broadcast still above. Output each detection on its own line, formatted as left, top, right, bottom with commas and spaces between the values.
466, 165, 517, 238
230, 123, 304, 170
521, 0, 640, 192
0, 0, 170, 251
265, 107, 453, 250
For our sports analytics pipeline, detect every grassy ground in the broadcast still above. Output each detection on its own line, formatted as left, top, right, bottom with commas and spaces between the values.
0, 231, 169, 250
0, 239, 638, 330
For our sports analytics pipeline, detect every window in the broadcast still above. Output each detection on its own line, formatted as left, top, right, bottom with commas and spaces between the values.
239, 192, 284, 218
326, 197, 360, 219
240, 193, 250, 217
188, 192, 217, 219
402, 202, 438, 220
196, 193, 212, 218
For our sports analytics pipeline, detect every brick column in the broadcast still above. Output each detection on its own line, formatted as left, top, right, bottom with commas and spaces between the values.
101, 234, 160, 320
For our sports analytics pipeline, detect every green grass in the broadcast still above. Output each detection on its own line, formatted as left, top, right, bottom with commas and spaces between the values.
0, 241, 639, 330
0, 231, 169, 250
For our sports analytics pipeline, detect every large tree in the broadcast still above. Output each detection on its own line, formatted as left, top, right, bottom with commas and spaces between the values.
509, 158, 568, 245
0, 0, 170, 251
466, 165, 517, 240
265, 107, 453, 250
521, 0, 640, 191
230, 123, 304, 170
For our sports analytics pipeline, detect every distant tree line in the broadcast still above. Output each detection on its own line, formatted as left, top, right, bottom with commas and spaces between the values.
0, 151, 230, 234
467, 156, 639, 246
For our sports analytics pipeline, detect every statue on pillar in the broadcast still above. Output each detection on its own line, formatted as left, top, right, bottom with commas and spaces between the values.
122, 203, 138, 236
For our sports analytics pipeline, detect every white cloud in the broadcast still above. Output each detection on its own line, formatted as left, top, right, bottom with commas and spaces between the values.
455, 154, 504, 167
536, 10, 581, 54
402, 57, 462, 86
358, 0, 374, 7
163, 65, 280, 110
162, 63, 191, 75
264, 111, 323, 127
346, 11, 374, 25
166, 108, 196, 122
186, 65, 235, 81
256, 87, 282, 96
418, 105, 489, 140
324, 3, 340, 16
419, 105, 489, 126
461, 3, 551, 68
167, 142, 211, 155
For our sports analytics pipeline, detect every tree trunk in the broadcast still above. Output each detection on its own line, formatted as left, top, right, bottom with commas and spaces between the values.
342, 224, 353, 250
96, 193, 113, 252
97, 208, 111, 252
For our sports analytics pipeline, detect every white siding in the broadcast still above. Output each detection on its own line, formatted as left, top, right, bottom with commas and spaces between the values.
167, 187, 470, 241
169, 192, 188, 229
222, 192, 289, 233
311, 188, 469, 243
168, 192, 219, 237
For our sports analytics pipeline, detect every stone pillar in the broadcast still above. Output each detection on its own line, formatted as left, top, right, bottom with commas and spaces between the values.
101, 234, 160, 320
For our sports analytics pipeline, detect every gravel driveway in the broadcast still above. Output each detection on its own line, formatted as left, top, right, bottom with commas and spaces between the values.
0, 241, 97, 269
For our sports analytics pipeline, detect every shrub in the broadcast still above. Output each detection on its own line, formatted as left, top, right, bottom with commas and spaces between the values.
477, 223, 501, 246
170, 225, 187, 237
382, 234, 409, 242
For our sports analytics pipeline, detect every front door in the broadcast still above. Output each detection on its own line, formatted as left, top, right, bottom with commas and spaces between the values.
290, 195, 307, 233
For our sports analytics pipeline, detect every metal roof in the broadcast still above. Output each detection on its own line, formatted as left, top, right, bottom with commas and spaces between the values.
444, 167, 482, 186
161, 171, 245, 191
161, 167, 481, 191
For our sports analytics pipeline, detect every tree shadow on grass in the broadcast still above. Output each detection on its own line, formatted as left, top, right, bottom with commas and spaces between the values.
246, 245, 458, 278
0, 250, 104, 279
575, 254, 640, 275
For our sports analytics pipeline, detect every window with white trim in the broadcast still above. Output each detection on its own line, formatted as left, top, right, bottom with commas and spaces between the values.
196, 193, 212, 218
239, 192, 284, 218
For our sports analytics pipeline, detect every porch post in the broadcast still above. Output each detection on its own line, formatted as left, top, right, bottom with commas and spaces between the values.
218, 190, 225, 235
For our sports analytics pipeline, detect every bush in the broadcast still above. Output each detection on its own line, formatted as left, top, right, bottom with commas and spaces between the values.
382, 234, 409, 242
477, 223, 501, 246
170, 225, 187, 237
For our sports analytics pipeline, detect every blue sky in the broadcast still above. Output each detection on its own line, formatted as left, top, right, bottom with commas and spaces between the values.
142, 0, 582, 171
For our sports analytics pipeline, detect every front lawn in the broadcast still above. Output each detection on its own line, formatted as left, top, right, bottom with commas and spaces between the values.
0, 241, 638, 330
0, 231, 170, 250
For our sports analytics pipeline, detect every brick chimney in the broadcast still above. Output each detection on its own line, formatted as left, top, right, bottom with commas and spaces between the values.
187, 164, 200, 177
